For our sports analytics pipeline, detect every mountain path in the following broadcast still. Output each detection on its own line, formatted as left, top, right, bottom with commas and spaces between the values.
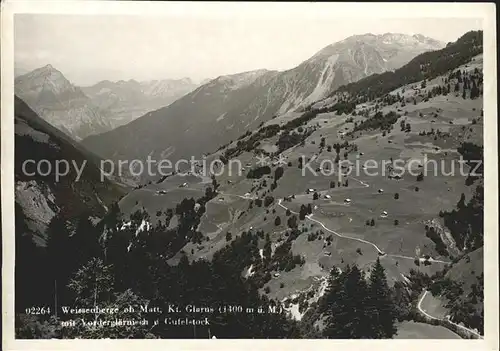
417, 290, 483, 338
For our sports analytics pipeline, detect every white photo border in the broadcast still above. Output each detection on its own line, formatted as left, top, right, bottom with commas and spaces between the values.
1, 1, 498, 350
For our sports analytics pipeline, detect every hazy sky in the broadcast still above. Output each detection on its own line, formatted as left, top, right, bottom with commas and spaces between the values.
14, 13, 482, 86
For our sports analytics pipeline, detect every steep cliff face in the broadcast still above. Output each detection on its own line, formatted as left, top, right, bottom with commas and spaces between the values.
14, 96, 123, 244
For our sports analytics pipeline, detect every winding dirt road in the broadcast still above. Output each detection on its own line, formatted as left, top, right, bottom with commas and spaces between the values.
418, 290, 483, 338
276, 174, 451, 265
218, 174, 481, 336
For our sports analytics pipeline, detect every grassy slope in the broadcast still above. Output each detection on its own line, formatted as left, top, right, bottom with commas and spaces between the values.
395, 321, 461, 339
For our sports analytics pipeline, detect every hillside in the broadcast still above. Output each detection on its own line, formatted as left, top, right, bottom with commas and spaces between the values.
81, 33, 443, 182
323, 31, 482, 104
14, 96, 124, 244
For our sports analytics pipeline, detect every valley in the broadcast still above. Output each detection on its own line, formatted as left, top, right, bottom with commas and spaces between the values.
15, 66, 200, 141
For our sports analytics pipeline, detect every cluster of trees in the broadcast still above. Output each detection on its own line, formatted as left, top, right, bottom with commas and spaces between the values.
383, 65, 483, 108
251, 229, 306, 289
271, 239, 306, 272
276, 129, 312, 153
302, 260, 397, 338
439, 185, 484, 251
457, 142, 483, 186
329, 179, 349, 189
246, 165, 271, 179
224, 124, 281, 160
333, 100, 357, 115
17, 196, 304, 338
448, 68, 483, 100
263, 195, 275, 207
365, 219, 376, 226
424, 225, 448, 257
223, 108, 323, 162
282, 109, 321, 131
457, 142, 483, 176
429, 272, 484, 334
307, 230, 326, 242
353, 111, 400, 133
287, 215, 298, 229
299, 204, 313, 220
274, 166, 284, 182
418, 128, 451, 138
399, 118, 411, 133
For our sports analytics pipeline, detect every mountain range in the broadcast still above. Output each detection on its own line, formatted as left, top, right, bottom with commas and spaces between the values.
81, 77, 199, 127
14, 66, 200, 140
80, 33, 444, 181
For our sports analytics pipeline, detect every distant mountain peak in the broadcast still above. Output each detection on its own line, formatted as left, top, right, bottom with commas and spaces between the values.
15, 64, 77, 96
310, 32, 444, 64
14, 65, 111, 140
335, 32, 443, 46
24, 64, 64, 78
